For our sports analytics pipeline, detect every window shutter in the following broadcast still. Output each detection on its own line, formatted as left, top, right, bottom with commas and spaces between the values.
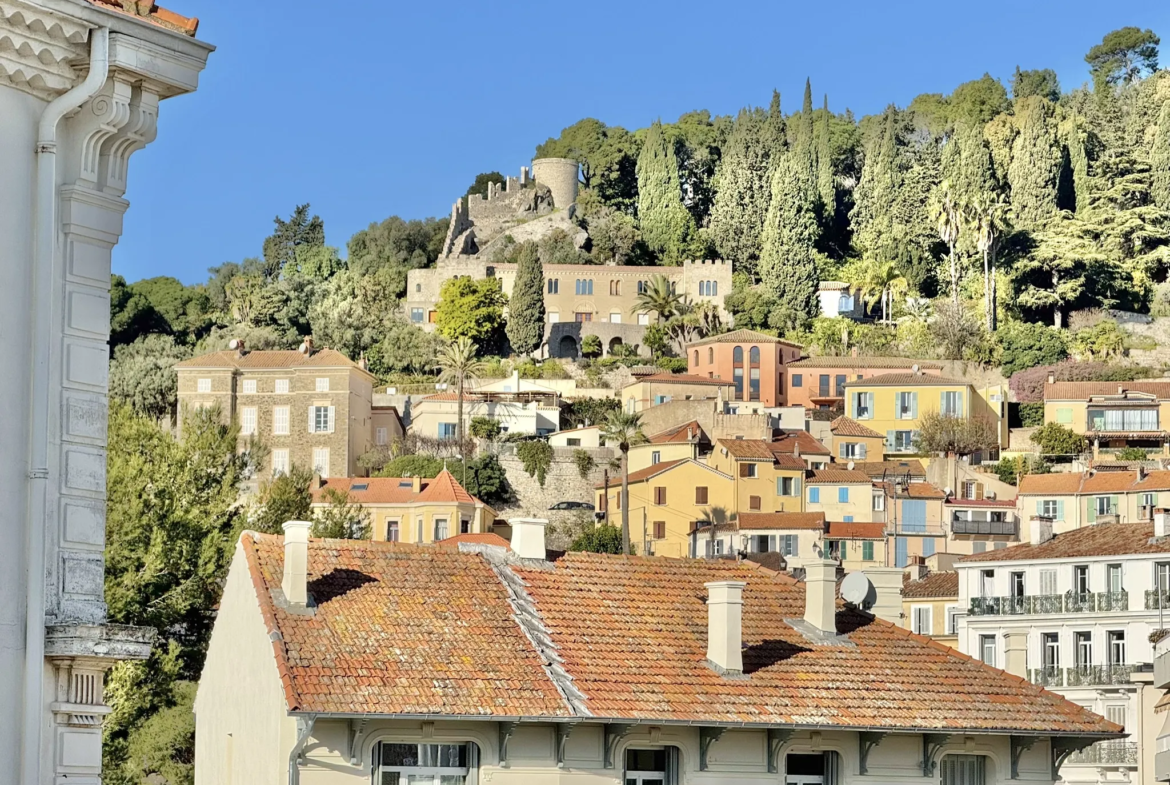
769, 535, 777, 552
1035, 500, 1043, 516
975, 482, 984, 500
839, 444, 847, 459
911, 392, 918, 419
308, 406, 315, 433
1057, 500, 1065, 520
792, 536, 799, 557
1111, 495, 1120, 514
327, 406, 336, 433
858, 443, 867, 459
866, 392, 874, 418
1087, 499, 1096, 523
886, 430, 895, 448
957, 390, 965, 416
849, 394, 856, 419
793, 477, 801, 498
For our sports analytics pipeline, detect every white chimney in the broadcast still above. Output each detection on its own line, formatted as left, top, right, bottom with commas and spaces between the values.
1156, 508, 1170, 538
282, 521, 312, 606
905, 562, 929, 581
1030, 516, 1054, 546
510, 517, 548, 559
1003, 631, 1027, 678
705, 581, 746, 674
865, 567, 904, 624
804, 558, 837, 634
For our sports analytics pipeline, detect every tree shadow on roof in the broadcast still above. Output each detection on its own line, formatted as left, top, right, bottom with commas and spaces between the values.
308, 568, 377, 605
742, 638, 813, 674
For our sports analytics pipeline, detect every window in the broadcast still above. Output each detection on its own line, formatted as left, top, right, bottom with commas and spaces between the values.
415, 283, 421, 293
979, 635, 995, 666
567, 438, 581, 447
940, 390, 963, 417
197, 378, 211, 393
834, 374, 847, 397
653, 521, 666, 539
1074, 564, 1090, 594
891, 430, 916, 452
311, 447, 329, 477
732, 346, 744, 400
941, 754, 986, 785
839, 442, 867, 460
946, 604, 959, 635
434, 519, 448, 541
1156, 562, 1170, 596
749, 495, 761, 510
912, 606, 933, 635
386, 520, 400, 542
438, 423, 456, 440
1010, 571, 1025, 597
651, 450, 661, 465
896, 391, 917, 419
838, 294, 854, 312
852, 392, 873, 419
376, 427, 388, 445
574, 279, 594, 295
837, 487, 849, 503
1075, 631, 1092, 666
273, 406, 290, 436
872, 492, 885, 512
609, 280, 621, 296
637, 280, 647, 294
709, 281, 717, 296
1042, 632, 1060, 667
547, 312, 560, 323
625, 748, 675, 785
818, 374, 830, 397
372, 742, 473, 784
1040, 499, 1059, 518
843, 515, 854, 523
777, 476, 799, 496
781, 535, 799, 557
695, 486, 708, 504
638, 313, 650, 326
460, 519, 471, 534
574, 312, 592, 322
749, 347, 761, 401
311, 405, 334, 433
1089, 408, 1159, 431
792, 373, 803, 388
809, 487, 821, 503
1108, 630, 1126, 665
240, 407, 257, 436
271, 449, 289, 477
1095, 496, 1116, 516
275, 378, 290, 395
547, 278, 559, 294
411, 308, 424, 323
242, 379, 257, 395
862, 541, 874, 561
1039, 568, 1057, 595
740, 462, 758, 478
315, 377, 329, 392
979, 569, 995, 598
654, 487, 666, 505
1107, 564, 1123, 593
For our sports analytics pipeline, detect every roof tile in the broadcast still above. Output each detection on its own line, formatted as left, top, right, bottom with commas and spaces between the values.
960, 522, 1170, 563
830, 416, 884, 439
903, 571, 959, 599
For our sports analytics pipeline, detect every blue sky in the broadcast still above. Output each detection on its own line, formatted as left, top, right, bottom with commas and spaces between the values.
112, 0, 1170, 285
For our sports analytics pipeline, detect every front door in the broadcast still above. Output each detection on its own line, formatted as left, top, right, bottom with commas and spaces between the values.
626, 749, 667, 785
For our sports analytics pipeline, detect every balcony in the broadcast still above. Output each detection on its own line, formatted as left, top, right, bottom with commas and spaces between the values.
1032, 594, 1063, 614
950, 518, 1019, 536
1064, 664, 1134, 687
1066, 592, 1096, 613
967, 594, 1067, 615
1147, 590, 1170, 610
1156, 635, 1170, 690
1028, 666, 1064, 687
1064, 741, 1138, 767
1097, 591, 1129, 612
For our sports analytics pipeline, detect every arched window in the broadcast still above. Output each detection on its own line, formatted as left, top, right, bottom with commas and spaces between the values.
940, 754, 987, 785
625, 747, 681, 784
708, 347, 714, 363
372, 741, 478, 783
749, 346, 761, 402
786, 751, 842, 785
693, 350, 699, 365
732, 346, 744, 401
711, 281, 718, 296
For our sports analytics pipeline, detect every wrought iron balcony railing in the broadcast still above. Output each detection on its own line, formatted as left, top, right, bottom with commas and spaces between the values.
1096, 591, 1129, 612
1147, 590, 1170, 610
1065, 592, 1096, 613
1028, 666, 1063, 687
1032, 594, 1063, 614
1064, 664, 1134, 687
1064, 741, 1138, 766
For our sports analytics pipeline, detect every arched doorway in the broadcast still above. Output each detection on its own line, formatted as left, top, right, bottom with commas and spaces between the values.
558, 335, 579, 359
608, 336, 624, 356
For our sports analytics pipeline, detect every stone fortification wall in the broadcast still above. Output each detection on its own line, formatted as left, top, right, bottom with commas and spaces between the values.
495, 446, 611, 520
531, 157, 580, 210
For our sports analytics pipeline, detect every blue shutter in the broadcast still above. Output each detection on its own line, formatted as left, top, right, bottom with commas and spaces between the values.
793, 477, 801, 499
903, 500, 927, 533
810, 487, 820, 504
1035, 500, 1043, 516
957, 390, 965, 416
849, 393, 856, 419
896, 537, 909, 568
923, 538, 936, 557
844, 515, 854, 523
838, 487, 849, 503
858, 443, 868, 459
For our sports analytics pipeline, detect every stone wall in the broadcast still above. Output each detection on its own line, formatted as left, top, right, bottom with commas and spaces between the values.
638, 398, 773, 440
546, 321, 650, 359
531, 157, 580, 209
495, 446, 612, 520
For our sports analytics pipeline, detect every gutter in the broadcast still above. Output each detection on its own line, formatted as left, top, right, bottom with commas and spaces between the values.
23, 27, 110, 785
288, 714, 317, 785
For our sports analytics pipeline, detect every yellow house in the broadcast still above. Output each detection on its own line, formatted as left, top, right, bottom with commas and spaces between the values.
828, 416, 886, 462
627, 420, 706, 473
1016, 468, 1170, 535
708, 439, 805, 513
310, 471, 496, 544
843, 371, 1008, 455
805, 468, 875, 522
1043, 380, 1170, 457
901, 569, 959, 648
596, 459, 735, 557
692, 512, 826, 565
826, 521, 889, 569
621, 373, 733, 413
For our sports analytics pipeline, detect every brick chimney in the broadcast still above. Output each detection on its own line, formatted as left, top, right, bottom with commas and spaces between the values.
282, 521, 311, 607
705, 581, 746, 674
510, 518, 548, 560
804, 558, 838, 634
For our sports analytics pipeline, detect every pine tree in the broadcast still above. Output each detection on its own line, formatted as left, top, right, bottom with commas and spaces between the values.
708, 108, 772, 276
1008, 96, 1062, 228
505, 243, 545, 356
1152, 100, 1170, 211
636, 120, 701, 264
759, 153, 819, 326
817, 94, 836, 217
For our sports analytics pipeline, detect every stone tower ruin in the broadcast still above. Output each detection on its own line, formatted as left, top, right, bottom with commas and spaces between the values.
531, 158, 580, 210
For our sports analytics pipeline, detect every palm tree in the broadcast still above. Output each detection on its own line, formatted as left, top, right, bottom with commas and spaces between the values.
857, 258, 908, 323
601, 410, 646, 555
969, 192, 1011, 331
932, 180, 962, 304
437, 337, 485, 480
634, 274, 684, 322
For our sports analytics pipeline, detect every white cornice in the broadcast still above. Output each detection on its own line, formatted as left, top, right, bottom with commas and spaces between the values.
0, 0, 87, 99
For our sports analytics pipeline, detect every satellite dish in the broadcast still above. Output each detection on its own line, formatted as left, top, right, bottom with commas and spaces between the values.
912, 364, 920, 374
841, 572, 874, 608
847, 460, 855, 471
228, 338, 241, 351
298, 343, 310, 354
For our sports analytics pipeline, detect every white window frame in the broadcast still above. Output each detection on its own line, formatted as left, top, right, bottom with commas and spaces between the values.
197, 378, 211, 393
315, 377, 330, 392
311, 405, 334, 433
275, 378, 290, 395
271, 448, 290, 477
1041, 499, 1058, 517
273, 406, 290, 436
979, 634, 996, 666
242, 379, 257, 395
240, 406, 257, 436
911, 605, 933, 635
945, 604, 959, 635
311, 447, 329, 477
376, 427, 388, 446
386, 520, 400, 542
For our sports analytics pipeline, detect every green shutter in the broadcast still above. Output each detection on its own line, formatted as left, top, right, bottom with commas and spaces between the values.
1035, 500, 1043, 516
957, 390, 965, 416
1057, 500, 1065, 520
910, 392, 918, 419
1088, 499, 1096, 523
1111, 495, 1120, 515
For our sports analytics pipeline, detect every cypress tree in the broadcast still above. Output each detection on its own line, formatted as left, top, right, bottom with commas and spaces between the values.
636, 120, 701, 264
505, 243, 545, 356
817, 94, 836, 216
1152, 100, 1170, 211
763, 89, 787, 161
708, 108, 772, 275
1008, 96, 1062, 228
758, 153, 819, 326
799, 78, 815, 150
851, 107, 900, 256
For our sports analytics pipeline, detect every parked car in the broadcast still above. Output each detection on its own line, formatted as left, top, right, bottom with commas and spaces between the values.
549, 501, 595, 511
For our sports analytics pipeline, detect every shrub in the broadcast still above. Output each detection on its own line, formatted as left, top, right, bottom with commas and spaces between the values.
914, 413, 1001, 456
1018, 402, 1045, 427
570, 524, 626, 554
561, 397, 621, 429
573, 449, 596, 479
994, 455, 1051, 485
930, 300, 989, 361
996, 321, 1068, 377
581, 334, 603, 359
516, 440, 554, 486
1151, 282, 1170, 317
655, 357, 688, 373
1070, 320, 1126, 361
469, 416, 502, 440
1030, 423, 1087, 457
1116, 447, 1149, 461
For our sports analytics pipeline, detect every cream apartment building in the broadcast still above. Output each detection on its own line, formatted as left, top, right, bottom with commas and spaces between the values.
175, 341, 399, 478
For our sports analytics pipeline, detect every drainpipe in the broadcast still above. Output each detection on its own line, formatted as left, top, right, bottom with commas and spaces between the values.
23, 27, 110, 785
289, 715, 317, 785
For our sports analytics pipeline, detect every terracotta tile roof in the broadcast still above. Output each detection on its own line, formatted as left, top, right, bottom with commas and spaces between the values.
513, 552, 1119, 732
736, 512, 826, 531
438, 532, 511, 549
773, 454, 808, 470
635, 373, 735, 386
312, 472, 484, 507
959, 522, 1170, 563
946, 498, 1017, 508
688, 329, 803, 348
830, 416, 884, 439
87, 0, 199, 36
717, 439, 777, 460
788, 357, 943, 369
416, 470, 478, 504
1019, 470, 1170, 496
826, 521, 886, 539
241, 534, 572, 716
418, 392, 486, 402
771, 430, 831, 456
854, 460, 927, 479
877, 481, 948, 500
819, 280, 851, 291
903, 571, 959, 599
807, 469, 873, 484
241, 535, 1120, 734
597, 459, 687, 488
1044, 381, 1170, 401
175, 349, 363, 371
847, 372, 969, 387
648, 421, 705, 444
1018, 473, 1084, 495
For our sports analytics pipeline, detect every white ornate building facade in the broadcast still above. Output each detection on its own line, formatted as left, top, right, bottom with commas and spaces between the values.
0, 1, 210, 782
